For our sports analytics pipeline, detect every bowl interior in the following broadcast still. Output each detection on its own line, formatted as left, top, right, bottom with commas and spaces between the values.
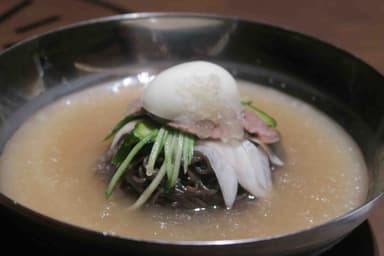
0, 14, 383, 255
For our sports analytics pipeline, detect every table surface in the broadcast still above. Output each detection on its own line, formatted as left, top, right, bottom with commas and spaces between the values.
1, 0, 383, 255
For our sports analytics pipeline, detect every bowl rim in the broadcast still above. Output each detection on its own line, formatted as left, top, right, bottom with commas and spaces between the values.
0, 12, 383, 247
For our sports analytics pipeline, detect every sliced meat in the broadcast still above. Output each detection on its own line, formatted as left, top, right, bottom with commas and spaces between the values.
240, 109, 280, 144
167, 120, 223, 139
167, 109, 280, 144
127, 96, 279, 143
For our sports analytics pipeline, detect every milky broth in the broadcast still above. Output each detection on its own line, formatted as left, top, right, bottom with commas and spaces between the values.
0, 80, 368, 241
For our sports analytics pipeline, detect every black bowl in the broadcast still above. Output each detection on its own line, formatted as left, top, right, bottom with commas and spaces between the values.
0, 13, 383, 256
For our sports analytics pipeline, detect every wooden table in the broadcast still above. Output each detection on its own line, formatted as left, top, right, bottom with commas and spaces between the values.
1, 0, 383, 254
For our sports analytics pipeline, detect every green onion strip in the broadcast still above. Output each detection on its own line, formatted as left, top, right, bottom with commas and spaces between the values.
187, 136, 194, 169
105, 131, 157, 198
129, 163, 167, 210
241, 100, 277, 127
146, 127, 167, 176
169, 132, 183, 188
182, 136, 190, 174
104, 113, 141, 140
164, 132, 176, 184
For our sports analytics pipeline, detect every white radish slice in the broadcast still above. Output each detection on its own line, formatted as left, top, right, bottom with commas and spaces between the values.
249, 137, 284, 166
110, 120, 141, 149
242, 140, 272, 191
265, 149, 284, 167
195, 142, 238, 208
233, 141, 269, 197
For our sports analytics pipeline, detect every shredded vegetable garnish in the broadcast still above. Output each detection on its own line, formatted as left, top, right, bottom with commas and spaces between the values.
105, 119, 196, 206
146, 128, 167, 176
106, 129, 158, 197
129, 163, 167, 209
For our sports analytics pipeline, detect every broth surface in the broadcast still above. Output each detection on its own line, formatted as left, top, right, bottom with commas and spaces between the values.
0, 80, 368, 241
